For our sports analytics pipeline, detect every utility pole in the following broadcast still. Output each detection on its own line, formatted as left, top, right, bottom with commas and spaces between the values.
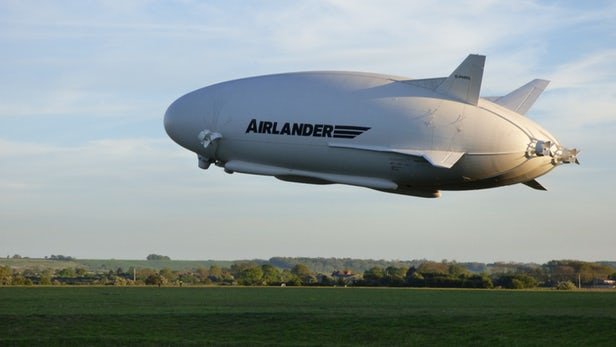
578, 273, 581, 289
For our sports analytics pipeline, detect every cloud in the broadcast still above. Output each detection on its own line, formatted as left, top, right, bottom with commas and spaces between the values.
533, 50, 616, 133
0, 136, 321, 200
2, 1, 611, 124
0, 138, 182, 191
0, 90, 156, 120
247, 1, 572, 71
548, 50, 616, 90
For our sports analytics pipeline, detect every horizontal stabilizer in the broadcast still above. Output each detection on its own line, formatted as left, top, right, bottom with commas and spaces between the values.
418, 150, 465, 169
329, 143, 464, 169
522, 179, 547, 191
435, 54, 485, 105
493, 79, 550, 115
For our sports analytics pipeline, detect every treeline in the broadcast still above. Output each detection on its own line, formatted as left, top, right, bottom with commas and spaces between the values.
269, 257, 425, 274
7, 254, 75, 261
1, 259, 614, 289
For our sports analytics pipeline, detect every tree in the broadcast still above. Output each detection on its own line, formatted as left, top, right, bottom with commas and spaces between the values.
48, 255, 74, 261
479, 273, 494, 289
447, 263, 468, 276
159, 268, 178, 282
195, 267, 211, 284
286, 275, 303, 286
417, 261, 449, 274
384, 266, 407, 286
178, 272, 198, 285
239, 266, 263, 285
543, 260, 614, 286
291, 264, 311, 277
22, 268, 36, 278
318, 274, 335, 286
493, 274, 538, 289
136, 268, 157, 282
0, 266, 12, 285
208, 265, 223, 282
10, 270, 32, 286
406, 268, 425, 287
279, 269, 296, 284
113, 277, 129, 286
291, 264, 314, 285
145, 273, 167, 286
230, 262, 259, 279
261, 264, 281, 285
146, 254, 170, 261
56, 268, 76, 278
363, 267, 385, 286
40, 270, 52, 285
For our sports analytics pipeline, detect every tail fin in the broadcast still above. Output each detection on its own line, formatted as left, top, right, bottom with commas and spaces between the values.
523, 179, 547, 191
435, 54, 485, 106
492, 79, 550, 115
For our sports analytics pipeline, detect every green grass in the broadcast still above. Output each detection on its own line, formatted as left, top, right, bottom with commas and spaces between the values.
0, 259, 82, 271
77, 259, 236, 271
0, 258, 237, 272
1, 287, 615, 346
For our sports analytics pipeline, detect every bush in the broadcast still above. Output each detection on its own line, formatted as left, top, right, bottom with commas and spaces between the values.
40, 275, 52, 285
145, 274, 167, 286
113, 277, 128, 286
510, 279, 524, 289
556, 281, 577, 290
493, 274, 538, 289
286, 277, 302, 286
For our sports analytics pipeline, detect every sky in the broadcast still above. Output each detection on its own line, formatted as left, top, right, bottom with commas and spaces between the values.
1, 0, 615, 263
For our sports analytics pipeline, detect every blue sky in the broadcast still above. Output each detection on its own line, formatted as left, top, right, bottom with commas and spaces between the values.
1, 1, 615, 262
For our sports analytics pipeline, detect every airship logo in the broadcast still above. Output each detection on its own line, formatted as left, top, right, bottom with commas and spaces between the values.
245, 119, 370, 139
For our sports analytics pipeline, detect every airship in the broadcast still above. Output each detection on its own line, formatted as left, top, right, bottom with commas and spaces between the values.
164, 54, 578, 198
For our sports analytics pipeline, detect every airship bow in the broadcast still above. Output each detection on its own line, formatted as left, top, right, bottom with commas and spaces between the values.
165, 54, 578, 198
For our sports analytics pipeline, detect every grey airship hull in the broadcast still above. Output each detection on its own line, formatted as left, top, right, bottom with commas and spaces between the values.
164, 55, 578, 198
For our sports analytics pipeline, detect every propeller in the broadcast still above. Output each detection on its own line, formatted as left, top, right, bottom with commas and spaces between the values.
198, 129, 222, 149
528, 140, 580, 165
552, 146, 580, 165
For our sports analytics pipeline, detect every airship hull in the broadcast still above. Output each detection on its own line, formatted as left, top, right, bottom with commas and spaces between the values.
164, 55, 577, 197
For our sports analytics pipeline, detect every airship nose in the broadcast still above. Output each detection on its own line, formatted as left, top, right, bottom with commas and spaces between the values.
164, 96, 200, 151
164, 101, 183, 145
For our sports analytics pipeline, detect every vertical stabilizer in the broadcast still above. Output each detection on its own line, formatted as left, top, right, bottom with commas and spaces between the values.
436, 54, 485, 105
493, 79, 550, 115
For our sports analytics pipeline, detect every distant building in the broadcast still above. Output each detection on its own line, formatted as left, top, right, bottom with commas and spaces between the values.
331, 270, 361, 285
590, 279, 615, 289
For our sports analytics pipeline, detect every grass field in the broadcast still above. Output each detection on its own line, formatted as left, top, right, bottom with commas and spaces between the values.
0, 258, 236, 272
1, 287, 615, 346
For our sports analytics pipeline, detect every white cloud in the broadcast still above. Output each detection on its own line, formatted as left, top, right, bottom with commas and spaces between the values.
548, 50, 616, 90
0, 89, 156, 119
0, 138, 187, 196
533, 50, 616, 133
